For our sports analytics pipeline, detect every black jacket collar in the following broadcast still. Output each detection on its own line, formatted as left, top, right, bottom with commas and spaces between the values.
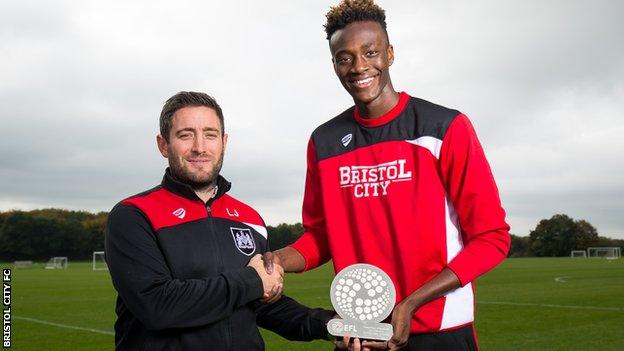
161, 168, 231, 206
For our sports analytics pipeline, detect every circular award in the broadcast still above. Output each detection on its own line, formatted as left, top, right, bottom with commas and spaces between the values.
328, 263, 396, 340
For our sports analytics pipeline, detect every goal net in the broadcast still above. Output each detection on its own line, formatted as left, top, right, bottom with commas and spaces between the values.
587, 247, 621, 259
570, 250, 587, 258
13, 260, 33, 268
45, 257, 68, 269
93, 251, 108, 271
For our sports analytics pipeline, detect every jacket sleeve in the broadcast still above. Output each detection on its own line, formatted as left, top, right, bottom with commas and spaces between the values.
253, 296, 334, 341
290, 138, 332, 271
440, 114, 511, 286
105, 204, 264, 330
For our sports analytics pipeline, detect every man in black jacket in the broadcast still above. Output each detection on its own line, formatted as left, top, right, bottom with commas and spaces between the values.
105, 91, 333, 350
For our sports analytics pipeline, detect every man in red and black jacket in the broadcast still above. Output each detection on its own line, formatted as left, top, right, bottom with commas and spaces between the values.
105, 91, 333, 350
267, 1, 511, 350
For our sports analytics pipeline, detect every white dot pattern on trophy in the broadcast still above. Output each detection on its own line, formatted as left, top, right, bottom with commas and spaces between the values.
331, 265, 395, 322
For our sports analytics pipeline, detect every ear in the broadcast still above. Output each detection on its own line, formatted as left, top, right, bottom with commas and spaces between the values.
222, 133, 229, 152
156, 134, 169, 158
330, 56, 337, 72
387, 44, 395, 66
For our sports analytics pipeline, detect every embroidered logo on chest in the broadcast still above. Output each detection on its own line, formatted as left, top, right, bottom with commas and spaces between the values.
230, 228, 256, 256
226, 208, 239, 217
341, 133, 353, 147
172, 208, 186, 219
339, 159, 413, 198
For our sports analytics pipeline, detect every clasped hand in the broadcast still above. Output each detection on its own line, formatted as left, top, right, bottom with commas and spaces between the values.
247, 252, 284, 303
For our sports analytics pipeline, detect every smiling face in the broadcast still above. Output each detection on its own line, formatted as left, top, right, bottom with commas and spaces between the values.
157, 106, 227, 190
329, 21, 395, 108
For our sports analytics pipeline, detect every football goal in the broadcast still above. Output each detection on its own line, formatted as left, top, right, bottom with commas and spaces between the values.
93, 251, 108, 270
570, 250, 587, 258
13, 260, 33, 268
45, 257, 68, 269
587, 247, 621, 259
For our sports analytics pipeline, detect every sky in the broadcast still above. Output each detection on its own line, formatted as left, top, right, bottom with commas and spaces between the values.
1, 0, 623, 238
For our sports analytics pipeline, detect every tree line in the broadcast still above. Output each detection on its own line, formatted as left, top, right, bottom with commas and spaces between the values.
0, 209, 107, 260
0, 209, 304, 261
508, 214, 624, 257
0, 210, 621, 261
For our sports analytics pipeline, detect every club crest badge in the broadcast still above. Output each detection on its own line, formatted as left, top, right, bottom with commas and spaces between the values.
230, 228, 256, 256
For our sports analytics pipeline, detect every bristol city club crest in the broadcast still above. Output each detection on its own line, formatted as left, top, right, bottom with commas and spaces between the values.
230, 228, 256, 256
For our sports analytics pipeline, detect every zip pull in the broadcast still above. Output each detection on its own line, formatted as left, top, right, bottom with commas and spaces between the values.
206, 205, 212, 217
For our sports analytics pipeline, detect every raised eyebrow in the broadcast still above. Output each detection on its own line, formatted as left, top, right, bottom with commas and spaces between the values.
175, 128, 195, 135
333, 49, 353, 58
334, 43, 377, 57
175, 127, 220, 135
203, 127, 220, 133
361, 43, 378, 50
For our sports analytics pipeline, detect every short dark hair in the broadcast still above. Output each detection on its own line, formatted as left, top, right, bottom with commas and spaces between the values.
324, 0, 387, 40
159, 91, 225, 141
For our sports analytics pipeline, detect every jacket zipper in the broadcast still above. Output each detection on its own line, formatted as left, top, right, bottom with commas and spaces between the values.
205, 204, 231, 350
205, 205, 224, 272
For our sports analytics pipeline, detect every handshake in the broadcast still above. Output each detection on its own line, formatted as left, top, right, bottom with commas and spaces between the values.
247, 252, 284, 303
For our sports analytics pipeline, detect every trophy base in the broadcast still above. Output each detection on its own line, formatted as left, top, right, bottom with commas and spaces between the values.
327, 318, 393, 341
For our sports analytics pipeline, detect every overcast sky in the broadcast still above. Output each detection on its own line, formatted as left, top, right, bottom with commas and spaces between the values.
1, 0, 623, 239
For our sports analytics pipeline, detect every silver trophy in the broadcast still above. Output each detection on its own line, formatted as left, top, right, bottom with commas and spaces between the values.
327, 264, 396, 341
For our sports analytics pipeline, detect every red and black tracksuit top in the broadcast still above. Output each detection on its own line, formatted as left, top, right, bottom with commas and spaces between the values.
105, 170, 332, 351
291, 92, 511, 333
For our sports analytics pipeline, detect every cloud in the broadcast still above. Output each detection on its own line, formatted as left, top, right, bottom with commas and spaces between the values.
1, 0, 623, 238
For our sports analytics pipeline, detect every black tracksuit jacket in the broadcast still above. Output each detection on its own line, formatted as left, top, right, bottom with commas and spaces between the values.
105, 169, 332, 350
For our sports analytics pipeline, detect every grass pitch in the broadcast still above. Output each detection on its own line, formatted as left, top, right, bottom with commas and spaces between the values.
4, 257, 623, 350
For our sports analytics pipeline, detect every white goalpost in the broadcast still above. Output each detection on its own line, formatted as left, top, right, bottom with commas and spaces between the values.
570, 250, 587, 258
587, 247, 621, 259
93, 251, 108, 270
45, 257, 68, 269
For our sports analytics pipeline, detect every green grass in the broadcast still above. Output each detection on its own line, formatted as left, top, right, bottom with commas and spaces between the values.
3, 258, 623, 350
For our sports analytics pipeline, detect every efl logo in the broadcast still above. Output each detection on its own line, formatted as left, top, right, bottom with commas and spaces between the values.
339, 159, 412, 198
